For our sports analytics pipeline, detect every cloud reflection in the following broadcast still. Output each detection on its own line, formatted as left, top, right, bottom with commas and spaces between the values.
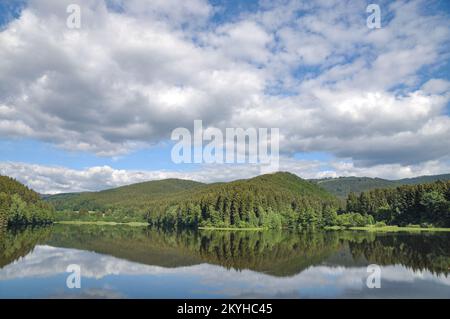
0, 245, 449, 298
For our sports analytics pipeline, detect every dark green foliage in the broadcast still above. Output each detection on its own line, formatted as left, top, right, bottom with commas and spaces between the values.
45, 172, 450, 229
344, 180, 450, 227
312, 174, 450, 198
349, 233, 450, 275
39, 225, 358, 276
0, 175, 54, 227
47, 172, 341, 228
46, 179, 205, 221
335, 213, 374, 227
0, 226, 52, 268
146, 172, 341, 229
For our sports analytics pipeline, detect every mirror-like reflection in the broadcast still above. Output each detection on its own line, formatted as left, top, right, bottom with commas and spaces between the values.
0, 225, 449, 298
0, 226, 52, 268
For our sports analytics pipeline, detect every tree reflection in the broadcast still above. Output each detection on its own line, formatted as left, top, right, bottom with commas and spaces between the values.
349, 233, 450, 276
0, 226, 52, 268
1, 225, 449, 277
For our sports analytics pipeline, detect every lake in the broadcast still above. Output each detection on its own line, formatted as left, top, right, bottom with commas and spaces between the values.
0, 224, 449, 298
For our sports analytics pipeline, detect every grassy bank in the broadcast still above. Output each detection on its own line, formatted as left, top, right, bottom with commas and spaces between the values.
56, 221, 149, 227
325, 225, 450, 232
198, 226, 265, 231
56, 222, 264, 231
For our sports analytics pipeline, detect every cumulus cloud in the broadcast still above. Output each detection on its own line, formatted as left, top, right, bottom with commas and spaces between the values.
1, 159, 449, 194
0, 0, 449, 176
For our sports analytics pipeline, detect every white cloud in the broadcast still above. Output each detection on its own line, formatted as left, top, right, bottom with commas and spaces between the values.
205, 20, 272, 64
1, 159, 449, 194
0, 0, 448, 173
422, 79, 450, 95
112, 0, 212, 28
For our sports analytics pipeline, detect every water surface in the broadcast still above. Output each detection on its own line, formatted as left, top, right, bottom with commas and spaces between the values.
0, 225, 449, 298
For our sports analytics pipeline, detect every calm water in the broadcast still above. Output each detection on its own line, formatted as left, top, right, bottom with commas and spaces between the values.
0, 224, 449, 298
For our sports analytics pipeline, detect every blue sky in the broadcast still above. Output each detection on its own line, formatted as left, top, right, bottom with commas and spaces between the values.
0, 0, 449, 193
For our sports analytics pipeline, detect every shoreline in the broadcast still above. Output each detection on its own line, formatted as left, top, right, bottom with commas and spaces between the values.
55, 221, 149, 227
54, 221, 450, 232
198, 226, 265, 231
325, 225, 450, 232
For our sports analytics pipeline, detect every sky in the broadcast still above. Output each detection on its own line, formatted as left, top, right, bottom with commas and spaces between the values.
0, 0, 449, 194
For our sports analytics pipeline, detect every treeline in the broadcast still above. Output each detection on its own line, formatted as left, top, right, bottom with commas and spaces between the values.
54, 208, 147, 223
148, 196, 376, 229
44, 172, 450, 229
346, 180, 450, 227
313, 176, 395, 198
312, 174, 450, 198
46, 179, 204, 213
148, 174, 449, 229
0, 176, 54, 227
147, 172, 342, 229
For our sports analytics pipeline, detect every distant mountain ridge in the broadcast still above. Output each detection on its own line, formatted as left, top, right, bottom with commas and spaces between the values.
144, 172, 340, 228
310, 174, 450, 198
46, 178, 205, 212
46, 172, 342, 228
45, 173, 450, 209
43, 171, 450, 228
46, 172, 337, 211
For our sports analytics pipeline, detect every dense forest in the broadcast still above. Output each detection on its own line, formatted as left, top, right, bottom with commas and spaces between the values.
146, 172, 346, 229
47, 178, 205, 221
47, 173, 450, 212
46, 172, 450, 229
345, 180, 450, 227
0, 175, 54, 227
51, 172, 346, 228
312, 174, 450, 198
147, 172, 450, 229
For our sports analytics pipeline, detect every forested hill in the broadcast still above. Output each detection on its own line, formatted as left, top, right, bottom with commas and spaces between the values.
0, 175, 41, 203
0, 175, 54, 226
46, 178, 205, 213
44, 172, 450, 229
47, 172, 341, 227
345, 180, 450, 227
311, 174, 450, 198
147, 172, 341, 229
